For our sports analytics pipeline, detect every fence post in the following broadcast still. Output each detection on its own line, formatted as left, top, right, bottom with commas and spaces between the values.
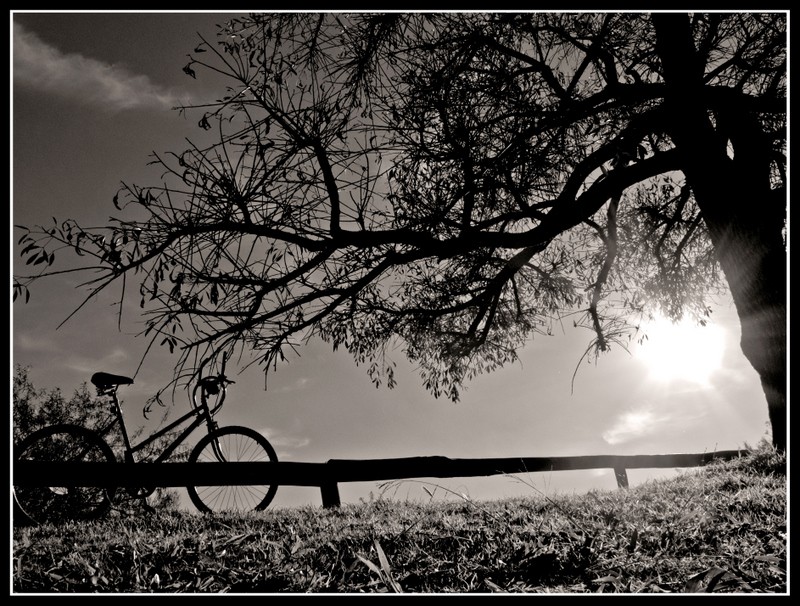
614, 467, 629, 489
320, 459, 341, 508
320, 482, 341, 508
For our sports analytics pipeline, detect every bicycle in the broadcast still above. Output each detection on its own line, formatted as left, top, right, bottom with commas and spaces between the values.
13, 355, 279, 525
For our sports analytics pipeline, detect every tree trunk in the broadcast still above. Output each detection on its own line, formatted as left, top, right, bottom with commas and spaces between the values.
652, 14, 787, 452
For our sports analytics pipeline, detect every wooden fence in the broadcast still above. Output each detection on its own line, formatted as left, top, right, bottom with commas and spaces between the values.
14, 450, 747, 508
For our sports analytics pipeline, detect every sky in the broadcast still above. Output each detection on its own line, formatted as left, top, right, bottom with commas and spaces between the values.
10, 11, 775, 512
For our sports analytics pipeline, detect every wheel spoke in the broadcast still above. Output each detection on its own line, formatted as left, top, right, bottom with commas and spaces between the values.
187, 427, 278, 514
14, 425, 116, 525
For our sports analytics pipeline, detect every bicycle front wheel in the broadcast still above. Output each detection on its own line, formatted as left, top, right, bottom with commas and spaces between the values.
187, 426, 279, 513
13, 424, 117, 525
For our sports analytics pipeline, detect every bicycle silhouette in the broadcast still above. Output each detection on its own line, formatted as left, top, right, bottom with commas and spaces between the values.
13, 355, 279, 525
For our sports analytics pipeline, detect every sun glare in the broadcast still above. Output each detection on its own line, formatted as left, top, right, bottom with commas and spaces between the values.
635, 313, 726, 385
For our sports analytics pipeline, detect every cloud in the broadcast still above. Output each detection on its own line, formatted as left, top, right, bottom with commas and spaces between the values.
603, 392, 712, 445
602, 399, 711, 446
602, 406, 668, 445
276, 377, 310, 393
13, 22, 188, 111
13, 332, 61, 354
57, 347, 130, 376
257, 426, 311, 459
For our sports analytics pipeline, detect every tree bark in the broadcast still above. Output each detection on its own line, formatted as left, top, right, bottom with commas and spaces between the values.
652, 14, 786, 452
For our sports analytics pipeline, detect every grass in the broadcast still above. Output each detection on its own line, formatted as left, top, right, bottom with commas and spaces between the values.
12, 445, 786, 594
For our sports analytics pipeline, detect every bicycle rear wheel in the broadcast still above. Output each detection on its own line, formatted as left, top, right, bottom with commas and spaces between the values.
187, 426, 279, 513
13, 424, 117, 525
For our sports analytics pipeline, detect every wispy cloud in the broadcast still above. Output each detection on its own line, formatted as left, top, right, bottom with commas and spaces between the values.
13, 331, 61, 354
257, 426, 311, 459
275, 377, 310, 393
602, 400, 707, 446
64, 347, 130, 375
602, 405, 669, 445
13, 22, 188, 111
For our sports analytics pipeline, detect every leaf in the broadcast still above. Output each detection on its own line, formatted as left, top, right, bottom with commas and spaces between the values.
183, 62, 196, 79
594, 574, 620, 584
355, 554, 383, 577
223, 533, 252, 546
627, 527, 638, 552
20, 242, 38, 256
373, 539, 402, 593
754, 555, 783, 564
684, 567, 729, 593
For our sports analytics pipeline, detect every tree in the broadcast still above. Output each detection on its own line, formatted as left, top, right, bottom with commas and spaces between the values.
13, 365, 181, 511
13, 365, 113, 446
14, 13, 786, 450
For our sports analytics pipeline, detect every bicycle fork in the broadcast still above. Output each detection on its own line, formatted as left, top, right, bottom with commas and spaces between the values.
206, 421, 228, 463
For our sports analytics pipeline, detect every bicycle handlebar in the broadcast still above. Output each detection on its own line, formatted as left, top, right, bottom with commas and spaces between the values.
194, 354, 235, 422
196, 352, 234, 395
198, 374, 234, 396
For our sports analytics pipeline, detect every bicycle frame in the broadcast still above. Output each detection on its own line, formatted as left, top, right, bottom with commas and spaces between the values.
14, 358, 281, 521
97, 379, 226, 465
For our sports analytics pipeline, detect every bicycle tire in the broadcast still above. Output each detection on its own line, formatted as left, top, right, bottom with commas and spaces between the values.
187, 426, 279, 513
13, 424, 117, 525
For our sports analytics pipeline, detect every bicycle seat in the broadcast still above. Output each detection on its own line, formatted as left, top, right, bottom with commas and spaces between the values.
91, 372, 134, 389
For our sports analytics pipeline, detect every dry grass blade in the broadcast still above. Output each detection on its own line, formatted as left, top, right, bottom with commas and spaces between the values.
355, 553, 383, 578
222, 532, 253, 546
627, 527, 638, 552
685, 567, 748, 593
373, 539, 403, 593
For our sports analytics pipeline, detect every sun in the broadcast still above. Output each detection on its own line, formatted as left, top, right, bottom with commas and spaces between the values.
635, 313, 727, 385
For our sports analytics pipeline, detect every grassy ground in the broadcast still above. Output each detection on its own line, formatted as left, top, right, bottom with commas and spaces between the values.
12, 446, 786, 594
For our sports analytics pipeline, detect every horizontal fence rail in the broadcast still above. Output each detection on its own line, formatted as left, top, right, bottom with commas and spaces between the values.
14, 450, 748, 508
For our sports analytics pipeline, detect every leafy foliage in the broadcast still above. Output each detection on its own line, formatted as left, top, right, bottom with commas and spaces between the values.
14, 13, 785, 404
13, 365, 115, 446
